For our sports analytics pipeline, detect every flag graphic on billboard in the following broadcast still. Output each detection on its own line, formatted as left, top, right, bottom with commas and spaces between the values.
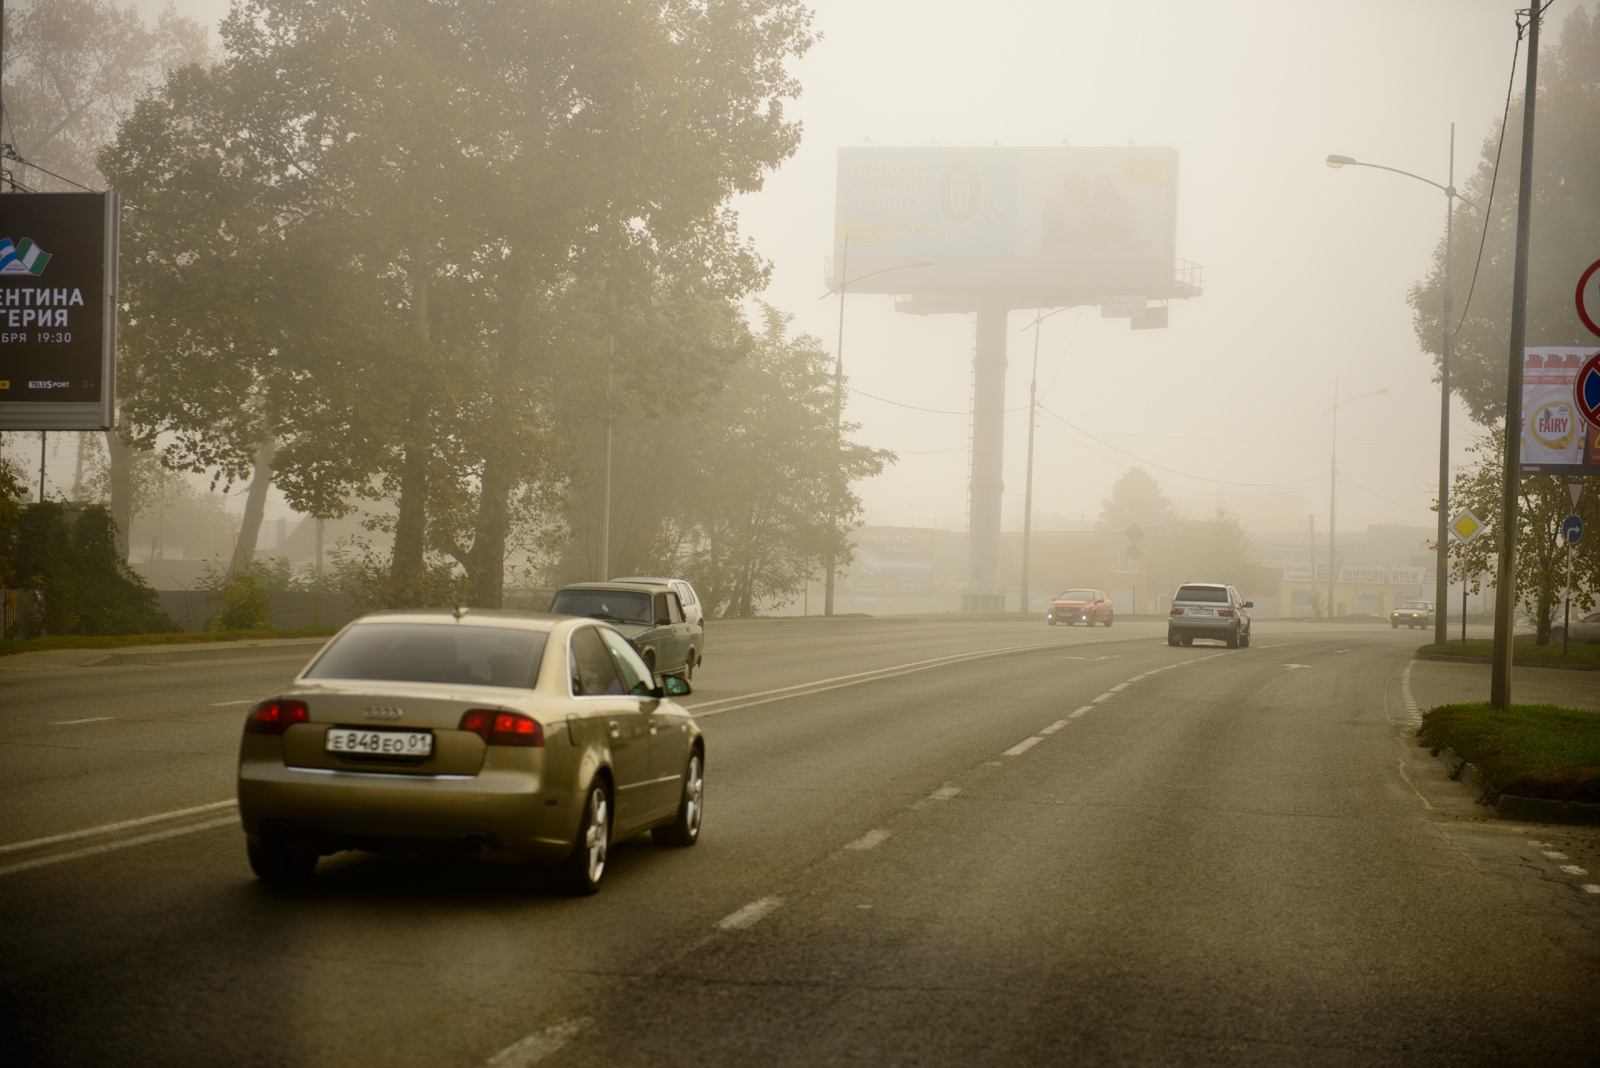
0, 237, 52, 276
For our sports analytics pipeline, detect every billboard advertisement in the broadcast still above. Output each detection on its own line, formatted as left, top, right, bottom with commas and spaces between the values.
832, 146, 1181, 300
0, 192, 120, 430
1520, 346, 1600, 475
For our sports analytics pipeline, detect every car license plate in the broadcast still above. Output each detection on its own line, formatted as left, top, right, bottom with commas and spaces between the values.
325, 727, 433, 758
1190, 608, 1213, 615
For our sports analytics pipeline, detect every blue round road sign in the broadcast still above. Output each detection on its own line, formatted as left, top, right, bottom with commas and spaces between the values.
1563, 514, 1583, 545
1578, 352, 1600, 428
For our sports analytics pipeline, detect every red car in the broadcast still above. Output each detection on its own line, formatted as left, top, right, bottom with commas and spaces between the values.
1047, 589, 1114, 627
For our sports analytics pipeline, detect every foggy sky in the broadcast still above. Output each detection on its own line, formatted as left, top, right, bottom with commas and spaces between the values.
125, 1, 1577, 544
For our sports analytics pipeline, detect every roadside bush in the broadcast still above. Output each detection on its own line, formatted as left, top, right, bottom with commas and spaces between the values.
208, 562, 275, 631
8, 502, 178, 636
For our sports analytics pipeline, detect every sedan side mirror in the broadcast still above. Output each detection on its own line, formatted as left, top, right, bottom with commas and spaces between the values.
661, 675, 692, 698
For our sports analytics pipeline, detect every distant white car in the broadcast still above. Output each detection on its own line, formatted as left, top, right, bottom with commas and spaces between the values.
611, 576, 706, 666
1552, 610, 1600, 644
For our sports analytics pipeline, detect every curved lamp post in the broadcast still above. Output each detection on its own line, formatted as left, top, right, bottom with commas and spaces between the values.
1323, 384, 1388, 617
821, 238, 935, 615
1326, 130, 1478, 641
1018, 305, 1080, 615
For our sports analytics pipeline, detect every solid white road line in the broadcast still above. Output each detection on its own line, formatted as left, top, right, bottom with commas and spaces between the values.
54, 717, 115, 726
0, 816, 240, 878
0, 799, 237, 854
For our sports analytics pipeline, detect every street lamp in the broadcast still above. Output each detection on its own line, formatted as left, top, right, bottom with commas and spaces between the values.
821, 236, 935, 615
1327, 129, 1478, 641
1019, 305, 1080, 615
1324, 383, 1388, 617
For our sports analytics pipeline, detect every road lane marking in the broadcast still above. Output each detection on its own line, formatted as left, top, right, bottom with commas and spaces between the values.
1585, 885, 1600, 895
0, 799, 237, 855
1559, 865, 1589, 876
717, 897, 782, 931
929, 786, 961, 800
1543, 851, 1570, 860
482, 1017, 590, 1068
54, 716, 114, 726
0, 816, 239, 877
845, 829, 890, 851
1003, 736, 1043, 756
1039, 720, 1069, 735
1069, 705, 1094, 718
210, 700, 253, 707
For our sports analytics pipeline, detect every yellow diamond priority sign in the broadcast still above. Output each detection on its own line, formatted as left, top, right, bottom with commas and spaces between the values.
1449, 508, 1485, 545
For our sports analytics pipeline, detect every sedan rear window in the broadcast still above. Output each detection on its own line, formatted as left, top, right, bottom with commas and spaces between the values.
549, 589, 653, 624
1174, 585, 1228, 603
305, 624, 547, 688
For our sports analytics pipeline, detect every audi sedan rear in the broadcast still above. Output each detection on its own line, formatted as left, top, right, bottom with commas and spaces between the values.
237, 609, 704, 895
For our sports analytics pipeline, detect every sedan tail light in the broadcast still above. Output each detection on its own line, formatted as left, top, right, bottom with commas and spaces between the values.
459, 710, 544, 747
245, 698, 309, 735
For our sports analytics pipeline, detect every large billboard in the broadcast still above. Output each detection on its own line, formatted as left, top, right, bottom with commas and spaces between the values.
832, 146, 1182, 301
0, 192, 120, 430
1520, 346, 1600, 475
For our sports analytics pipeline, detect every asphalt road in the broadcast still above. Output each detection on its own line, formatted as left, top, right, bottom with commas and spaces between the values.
2, 619, 1597, 1067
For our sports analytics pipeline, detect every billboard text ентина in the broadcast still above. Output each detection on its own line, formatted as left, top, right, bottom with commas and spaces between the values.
1520, 346, 1600, 475
833, 147, 1179, 300
0, 192, 120, 431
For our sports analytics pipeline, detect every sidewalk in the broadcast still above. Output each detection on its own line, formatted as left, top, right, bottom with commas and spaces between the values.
1407, 656, 1600, 714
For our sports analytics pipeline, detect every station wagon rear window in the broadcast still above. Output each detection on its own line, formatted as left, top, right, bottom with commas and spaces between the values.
1174, 586, 1228, 603
305, 623, 547, 688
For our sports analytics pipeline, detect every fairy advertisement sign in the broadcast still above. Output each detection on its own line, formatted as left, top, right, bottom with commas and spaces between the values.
0, 192, 120, 430
1521, 346, 1600, 476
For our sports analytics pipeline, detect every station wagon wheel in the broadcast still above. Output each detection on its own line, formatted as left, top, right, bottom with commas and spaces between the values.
653, 749, 704, 848
1239, 626, 1250, 648
247, 841, 317, 885
557, 781, 611, 895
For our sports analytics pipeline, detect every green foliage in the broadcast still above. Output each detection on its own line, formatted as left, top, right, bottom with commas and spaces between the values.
101, 0, 817, 612
1446, 430, 1598, 643
560, 305, 892, 617
9, 503, 178, 636
1408, 6, 1600, 426
0, 454, 25, 589
208, 566, 273, 632
1419, 702, 1600, 805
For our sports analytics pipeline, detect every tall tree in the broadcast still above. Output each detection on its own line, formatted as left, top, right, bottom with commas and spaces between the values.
1, 0, 210, 555
1408, 5, 1600, 425
1448, 429, 1599, 644
101, 0, 815, 609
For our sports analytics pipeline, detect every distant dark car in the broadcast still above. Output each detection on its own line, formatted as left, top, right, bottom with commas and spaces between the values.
1389, 600, 1435, 630
1551, 610, 1600, 644
549, 582, 700, 680
1167, 582, 1252, 648
1047, 589, 1114, 627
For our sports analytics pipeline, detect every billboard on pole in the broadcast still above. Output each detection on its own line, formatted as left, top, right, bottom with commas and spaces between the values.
1520, 346, 1600, 475
0, 192, 120, 430
832, 146, 1185, 302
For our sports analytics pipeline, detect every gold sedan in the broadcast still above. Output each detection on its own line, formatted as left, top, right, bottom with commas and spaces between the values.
237, 609, 703, 895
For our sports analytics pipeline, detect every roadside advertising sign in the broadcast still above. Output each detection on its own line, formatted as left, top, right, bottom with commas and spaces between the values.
832, 146, 1182, 301
1519, 347, 1600, 475
0, 192, 120, 430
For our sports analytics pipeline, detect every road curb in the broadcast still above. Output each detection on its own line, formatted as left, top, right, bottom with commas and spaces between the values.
1415, 651, 1600, 671
1432, 746, 1600, 826
85, 639, 328, 667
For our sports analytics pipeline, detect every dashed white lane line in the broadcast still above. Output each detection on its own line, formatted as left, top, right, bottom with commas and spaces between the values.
210, 700, 253, 707
1003, 736, 1043, 757
54, 717, 113, 726
928, 786, 961, 801
1069, 705, 1094, 718
845, 829, 891, 851
717, 897, 782, 931
1039, 720, 1069, 736
1559, 865, 1589, 876
1543, 851, 1570, 860
481, 1017, 590, 1068
1584, 885, 1600, 895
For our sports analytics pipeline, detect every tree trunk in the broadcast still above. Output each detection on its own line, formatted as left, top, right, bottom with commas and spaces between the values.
389, 268, 432, 604
228, 436, 276, 577
105, 426, 134, 562
467, 263, 525, 609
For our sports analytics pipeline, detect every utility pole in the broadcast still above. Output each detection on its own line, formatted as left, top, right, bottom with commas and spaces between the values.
1490, 4, 1541, 709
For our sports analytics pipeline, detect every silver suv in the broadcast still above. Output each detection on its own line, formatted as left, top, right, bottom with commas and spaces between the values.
1167, 583, 1252, 648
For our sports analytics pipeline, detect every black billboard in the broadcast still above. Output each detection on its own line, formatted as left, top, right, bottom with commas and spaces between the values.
0, 192, 119, 430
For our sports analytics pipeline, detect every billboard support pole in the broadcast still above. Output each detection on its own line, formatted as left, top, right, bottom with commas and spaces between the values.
966, 305, 1007, 611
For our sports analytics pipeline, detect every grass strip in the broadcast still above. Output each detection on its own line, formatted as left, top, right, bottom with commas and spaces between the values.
1418, 702, 1600, 804
1418, 638, 1600, 667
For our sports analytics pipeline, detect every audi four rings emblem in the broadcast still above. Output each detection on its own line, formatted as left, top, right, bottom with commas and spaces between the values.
363, 706, 404, 721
